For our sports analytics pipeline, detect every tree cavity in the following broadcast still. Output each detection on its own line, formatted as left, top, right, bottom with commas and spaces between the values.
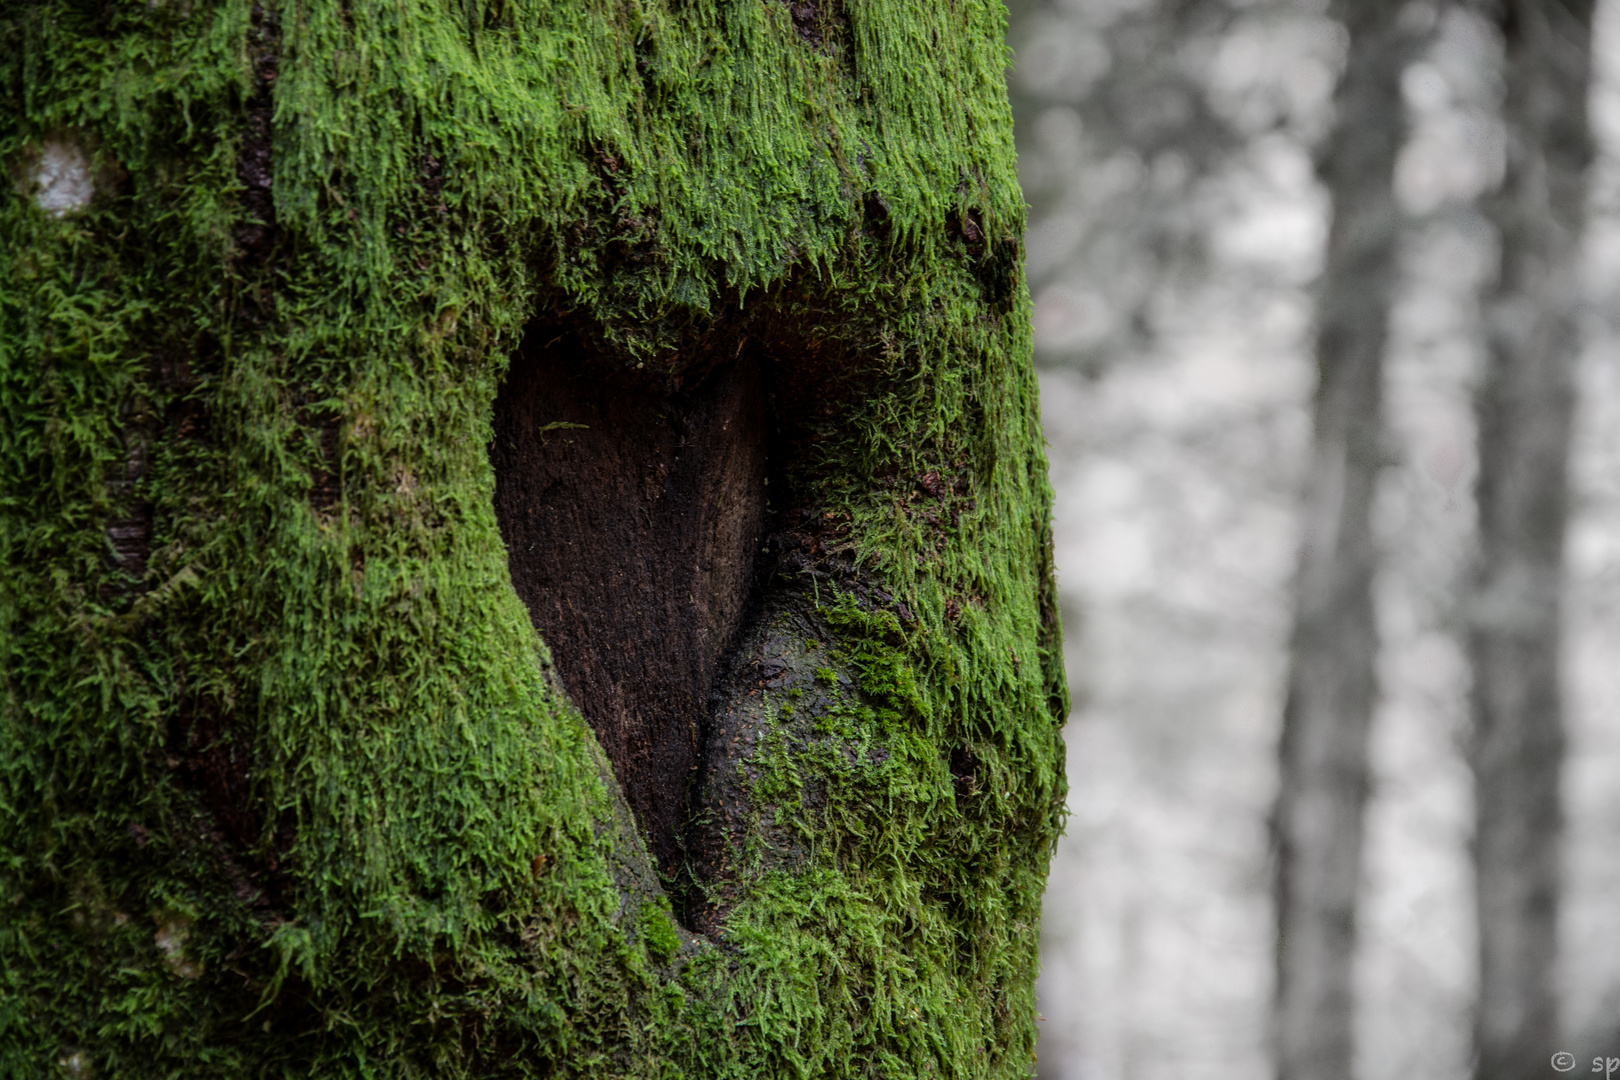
490, 336, 768, 877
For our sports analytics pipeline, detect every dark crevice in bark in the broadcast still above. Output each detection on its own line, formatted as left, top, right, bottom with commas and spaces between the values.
234, 9, 337, 516
102, 427, 152, 602
156, 344, 210, 442
490, 329, 770, 881
154, 0, 290, 906
104, 502, 153, 580
295, 397, 342, 512
234, 3, 279, 275
105, 344, 215, 606
164, 691, 292, 917
785, 0, 848, 51
949, 745, 980, 803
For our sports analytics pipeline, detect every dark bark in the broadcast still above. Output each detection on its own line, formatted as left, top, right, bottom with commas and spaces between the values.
1272, 4, 1414, 1078
1469, 4, 1594, 1078
490, 333, 769, 879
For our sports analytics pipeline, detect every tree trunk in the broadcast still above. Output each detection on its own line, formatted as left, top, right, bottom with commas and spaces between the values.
0, 1, 1067, 1076
1470, 4, 1594, 1078
1272, 4, 1412, 1078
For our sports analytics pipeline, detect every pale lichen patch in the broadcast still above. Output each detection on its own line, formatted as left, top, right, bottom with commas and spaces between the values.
153, 913, 202, 979
31, 137, 93, 216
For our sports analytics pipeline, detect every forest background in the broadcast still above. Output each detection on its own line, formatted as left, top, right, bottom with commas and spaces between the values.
1012, 0, 1620, 1078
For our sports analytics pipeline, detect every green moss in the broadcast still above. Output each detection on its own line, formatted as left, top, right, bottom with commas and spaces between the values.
0, 0, 1066, 1076
639, 902, 681, 965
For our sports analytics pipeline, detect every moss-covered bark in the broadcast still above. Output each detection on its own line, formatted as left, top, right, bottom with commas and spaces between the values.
0, 0, 1067, 1075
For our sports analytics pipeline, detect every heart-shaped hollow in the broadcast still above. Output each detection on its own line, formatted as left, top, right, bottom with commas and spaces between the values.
490, 335, 768, 877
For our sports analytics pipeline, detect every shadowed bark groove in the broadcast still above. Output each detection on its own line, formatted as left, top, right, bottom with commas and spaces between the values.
491, 334, 769, 877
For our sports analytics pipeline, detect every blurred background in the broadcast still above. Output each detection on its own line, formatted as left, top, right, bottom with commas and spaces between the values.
1008, 1, 1620, 1077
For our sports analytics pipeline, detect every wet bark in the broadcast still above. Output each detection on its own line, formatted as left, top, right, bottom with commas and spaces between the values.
1469, 4, 1594, 1078
1272, 4, 1413, 1078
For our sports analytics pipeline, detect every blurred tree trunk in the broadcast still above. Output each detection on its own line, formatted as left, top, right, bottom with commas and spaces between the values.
1469, 3, 1594, 1078
1272, 3, 1413, 1078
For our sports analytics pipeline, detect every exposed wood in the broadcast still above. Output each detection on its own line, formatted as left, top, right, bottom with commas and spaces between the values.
491, 335, 768, 877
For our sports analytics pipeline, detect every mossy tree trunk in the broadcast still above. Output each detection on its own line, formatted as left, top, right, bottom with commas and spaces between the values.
0, 0, 1066, 1077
